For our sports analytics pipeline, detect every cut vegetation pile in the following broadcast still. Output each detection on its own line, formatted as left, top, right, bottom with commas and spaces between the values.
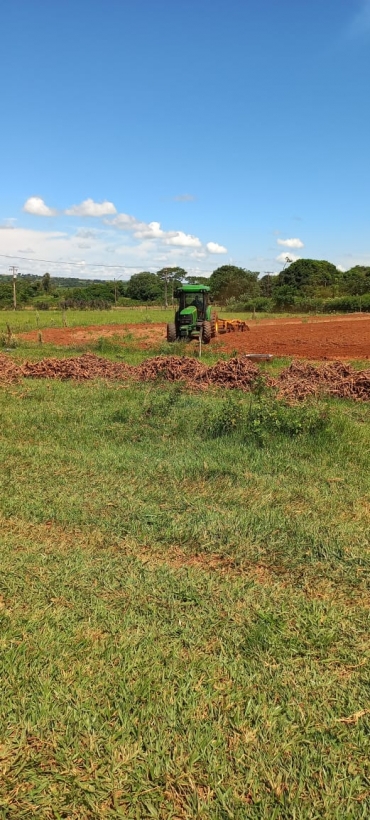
21, 352, 131, 381
0, 353, 22, 383
137, 354, 260, 389
1, 351, 370, 400
4, 352, 260, 391
270, 359, 370, 402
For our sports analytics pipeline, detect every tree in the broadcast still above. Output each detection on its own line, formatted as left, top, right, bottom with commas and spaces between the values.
126, 272, 162, 302
277, 259, 339, 296
209, 266, 260, 303
157, 267, 187, 306
41, 272, 51, 293
342, 266, 370, 296
185, 276, 210, 285
259, 273, 278, 297
273, 285, 296, 309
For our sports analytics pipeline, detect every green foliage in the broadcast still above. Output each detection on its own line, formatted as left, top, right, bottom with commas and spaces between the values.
277, 259, 340, 296
325, 293, 370, 312
230, 296, 274, 312
185, 275, 210, 285
0, 332, 17, 348
342, 265, 370, 296
293, 294, 370, 313
0, 282, 13, 308
1, 257, 370, 314
209, 265, 260, 303
41, 272, 52, 293
273, 284, 297, 309
203, 392, 330, 443
259, 273, 278, 297
156, 266, 187, 307
126, 271, 163, 302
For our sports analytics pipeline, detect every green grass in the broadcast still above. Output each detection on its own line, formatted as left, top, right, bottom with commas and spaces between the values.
0, 307, 336, 334
0, 374, 370, 818
0, 307, 174, 333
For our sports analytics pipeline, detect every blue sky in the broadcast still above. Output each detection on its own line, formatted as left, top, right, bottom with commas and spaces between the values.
0, 0, 369, 280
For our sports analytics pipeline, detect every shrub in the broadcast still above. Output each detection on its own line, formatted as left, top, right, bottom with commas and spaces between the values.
203, 393, 330, 443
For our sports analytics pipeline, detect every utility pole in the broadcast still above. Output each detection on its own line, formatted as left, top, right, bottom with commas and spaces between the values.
9, 266, 19, 310
163, 268, 169, 308
264, 271, 274, 297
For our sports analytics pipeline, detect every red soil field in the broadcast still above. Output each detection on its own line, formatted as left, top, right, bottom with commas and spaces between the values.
19, 314, 370, 360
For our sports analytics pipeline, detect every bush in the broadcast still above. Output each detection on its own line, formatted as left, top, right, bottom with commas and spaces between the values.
203, 393, 330, 444
0, 328, 17, 348
243, 297, 274, 312
223, 297, 273, 312
323, 294, 370, 313
272, 293, 370, 314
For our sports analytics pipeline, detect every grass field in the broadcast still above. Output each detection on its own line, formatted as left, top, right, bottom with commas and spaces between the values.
0, 307, 174, 333
1, 307, 312, 334
1, 352, 370, 818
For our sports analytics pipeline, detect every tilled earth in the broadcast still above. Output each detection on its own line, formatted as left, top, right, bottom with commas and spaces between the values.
1, 352, 369, 401
18, 314, 370, 359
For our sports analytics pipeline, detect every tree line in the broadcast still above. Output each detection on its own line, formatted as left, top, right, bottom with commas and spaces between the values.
0, 260, 370, 312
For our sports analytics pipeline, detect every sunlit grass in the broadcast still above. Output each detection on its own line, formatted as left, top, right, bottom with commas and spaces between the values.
0, 306, 336, 334
0, 306, 173, 333
0, 373, 369, 817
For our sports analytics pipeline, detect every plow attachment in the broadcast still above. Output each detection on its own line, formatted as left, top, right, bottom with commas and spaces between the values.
217, 319, 249, 333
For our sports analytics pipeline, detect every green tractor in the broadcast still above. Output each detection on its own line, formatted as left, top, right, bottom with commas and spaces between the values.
166, 284, 218, 344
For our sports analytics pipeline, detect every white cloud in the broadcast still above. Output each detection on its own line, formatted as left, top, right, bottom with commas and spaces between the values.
76, 228, 98, 239
206, 241, 227, 254
66, 198, 117, 217
0, 225, 210, 280
23, 197, 57, 217
111, 212, 202, 247
336, 265, 346, 273
133, 221, 165, 240
12, 200, 227, 276
276, 252, 300, 264
165, 231, 201, 248
111, 213, 140, 230
277, 237, 304, 249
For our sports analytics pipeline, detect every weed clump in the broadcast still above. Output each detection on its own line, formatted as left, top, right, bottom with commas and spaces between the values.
203, 393, 330, 443
0, 325, 17, 349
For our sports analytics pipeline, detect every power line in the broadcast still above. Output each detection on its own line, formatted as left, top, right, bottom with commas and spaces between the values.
0, 252, 214, 276
0, 253, 151, 269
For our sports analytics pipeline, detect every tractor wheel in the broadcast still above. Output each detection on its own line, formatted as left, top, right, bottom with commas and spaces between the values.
167, 322, 177, 343
202, 320, 212, 344
211, 311, 218, 338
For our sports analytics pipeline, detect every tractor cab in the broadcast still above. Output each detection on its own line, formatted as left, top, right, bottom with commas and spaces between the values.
177, 288, 207, 320
167, 285, 217, 344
